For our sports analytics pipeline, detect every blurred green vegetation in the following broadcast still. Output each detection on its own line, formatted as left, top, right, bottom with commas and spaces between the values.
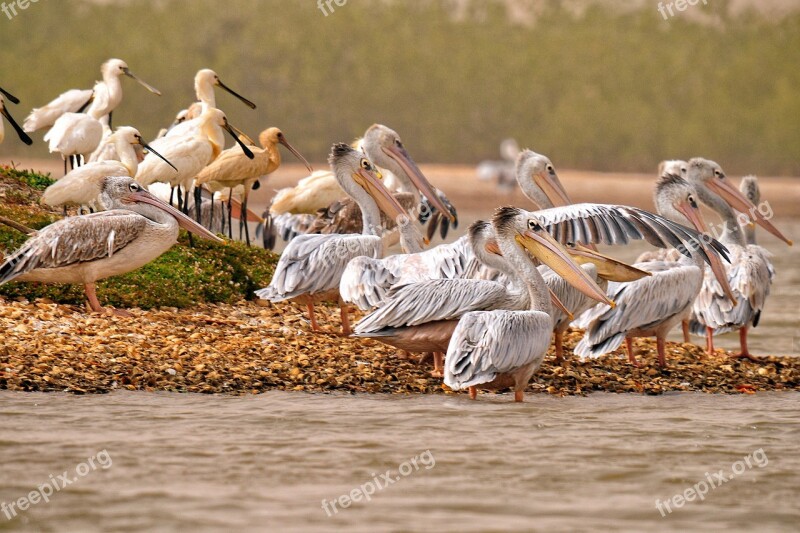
0, 0, 798, 174
0, 166, 278, 308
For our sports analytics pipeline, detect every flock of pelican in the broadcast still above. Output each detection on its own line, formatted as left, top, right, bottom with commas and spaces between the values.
0, 58, 792, 401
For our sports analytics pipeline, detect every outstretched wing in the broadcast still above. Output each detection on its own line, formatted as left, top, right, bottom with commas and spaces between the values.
534, 203, 729, 265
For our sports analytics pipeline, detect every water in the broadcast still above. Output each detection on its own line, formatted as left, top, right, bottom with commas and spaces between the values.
0, 391, 798, 532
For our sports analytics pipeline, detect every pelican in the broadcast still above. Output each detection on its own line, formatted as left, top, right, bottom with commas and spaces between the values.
135, 108, 255, 215
255, 143, 414, 335
574, 174, 735, 367
264, 124, 456, 249
42, 127, 175, 214
685, 159, 791, 360
513, 150, 651, 362
354, 198, 716, 372
444, 207, 613, 402
194, 127, 312, 245
0, 176, 221, 316
24, 59, 161, 133
0, 90, 33, 145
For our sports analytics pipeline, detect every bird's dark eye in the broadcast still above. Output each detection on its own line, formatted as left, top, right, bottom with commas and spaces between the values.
546, 164, 555, 174
360, 159, 372, 171
129, 183, 140, 192
688, 195, 698, 208
395, 139, 403, 148
528, 219, 542, 231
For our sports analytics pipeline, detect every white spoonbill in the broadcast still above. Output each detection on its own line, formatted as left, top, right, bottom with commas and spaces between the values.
24, 59, 161, 133
135, 107, 254, 214
1, 176, 220, 316
42, 127, 175, 214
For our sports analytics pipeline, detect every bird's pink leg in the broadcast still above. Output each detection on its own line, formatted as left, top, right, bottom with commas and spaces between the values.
514, 391, 524, 403
432, 352, 444, 377
306, 302, 321, 332
625, 337, 639, 367
468, 386, 477, 400
682, 320, 690, 343
706, 327, 716, 355
554, 330, 564, 364
84, 283, 130, 317
339, 301, 352, 336
730, 327, 760, 362
656, 337, 667, 367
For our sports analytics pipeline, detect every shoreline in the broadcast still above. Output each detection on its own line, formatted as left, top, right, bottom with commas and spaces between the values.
1, 299, 797, 396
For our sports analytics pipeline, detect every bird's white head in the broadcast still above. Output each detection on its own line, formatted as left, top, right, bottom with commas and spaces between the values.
687, 157, 791, 246
102, 58, 162, 95
492, 206, 614, 308
362, 124, 453, 222
515, 150, 571, 209
658, 159, 688, 178
195, 68, 256, 109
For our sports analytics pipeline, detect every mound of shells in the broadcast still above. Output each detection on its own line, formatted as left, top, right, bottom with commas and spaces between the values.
0, 299, 797, 396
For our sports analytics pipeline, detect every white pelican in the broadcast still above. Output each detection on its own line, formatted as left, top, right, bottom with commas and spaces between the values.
194, 127, 312, 245
24, 59, 161, 133
255, 143, 413, 335
574, 174, 735, 367
444, 206, 612, 402
685, 159, 791, 360
0, 90, 33, 145
264, 124, 456, 249
42, 127, 175, 214
354, 198, 713, 371
136, 108, 254, 215
0, 176, 220, 316
514, 150, 650, 362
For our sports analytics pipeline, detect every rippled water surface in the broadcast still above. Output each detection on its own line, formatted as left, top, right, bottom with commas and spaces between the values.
1, 391, 799, 532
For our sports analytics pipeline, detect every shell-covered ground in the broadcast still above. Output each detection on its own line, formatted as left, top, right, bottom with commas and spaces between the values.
1, 299, 797, 396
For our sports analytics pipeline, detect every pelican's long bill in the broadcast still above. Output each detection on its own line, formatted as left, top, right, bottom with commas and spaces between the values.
516, 228, 615, 308
216, 79, 257, 110
140, 140, 178, 172
122, 67, 162, 96
222, 121, 255, 159
706, 176, 792, 246
568, 244, 652, 282
125, 188, 224, 243
548, 288, 574, 321
381, 144, 454, 222
0, 102, 33, 145
531, 169, 571, 207
279, 134, 313, 172
351, 167, 409, 223
676, 200, 737, 303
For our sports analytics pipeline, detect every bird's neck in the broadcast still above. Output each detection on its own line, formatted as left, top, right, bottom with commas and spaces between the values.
518, 178, 554, 210
498, 233, 551, 315
117, 144, 139, 177
697, 186, 745, 246
196, 83, 216, 108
